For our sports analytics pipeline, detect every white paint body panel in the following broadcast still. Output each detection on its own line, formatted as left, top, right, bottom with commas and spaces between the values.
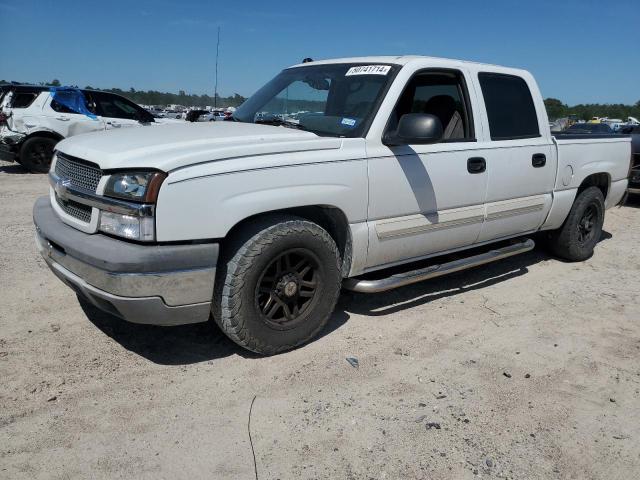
56, 122, 341, 172
156, 139, 368, 241
47, 56, 631, 277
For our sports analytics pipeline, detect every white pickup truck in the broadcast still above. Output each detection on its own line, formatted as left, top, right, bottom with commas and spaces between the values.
33, 56, 631, 355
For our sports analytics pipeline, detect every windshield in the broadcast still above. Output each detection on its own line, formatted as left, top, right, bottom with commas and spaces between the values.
233, 63, 399, 137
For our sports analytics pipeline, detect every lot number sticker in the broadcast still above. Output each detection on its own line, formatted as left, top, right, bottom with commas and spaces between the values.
345, 65, 391, 76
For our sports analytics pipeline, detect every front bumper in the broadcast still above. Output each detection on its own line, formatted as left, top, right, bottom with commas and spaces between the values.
33, 196, 218, 326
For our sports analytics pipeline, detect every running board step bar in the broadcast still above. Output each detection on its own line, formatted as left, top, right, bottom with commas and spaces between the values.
343, 238, 535, 293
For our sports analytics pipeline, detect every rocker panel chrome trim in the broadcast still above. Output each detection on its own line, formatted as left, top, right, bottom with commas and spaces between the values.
343, 238, 535, 293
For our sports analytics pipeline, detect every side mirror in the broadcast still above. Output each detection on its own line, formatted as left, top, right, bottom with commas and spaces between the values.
383, 113, 443, 146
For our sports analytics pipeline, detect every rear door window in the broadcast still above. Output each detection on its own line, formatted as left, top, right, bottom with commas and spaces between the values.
11, 92, 39, 108
51, 91, 97, 115
478, 73, 540, 140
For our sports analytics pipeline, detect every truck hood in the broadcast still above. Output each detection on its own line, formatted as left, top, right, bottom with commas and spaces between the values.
55, 122, 342, 172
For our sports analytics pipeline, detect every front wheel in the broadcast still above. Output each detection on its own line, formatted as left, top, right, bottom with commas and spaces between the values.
19, 137, 57, 173
548, 186, 605, 261
213, 215, 342, 355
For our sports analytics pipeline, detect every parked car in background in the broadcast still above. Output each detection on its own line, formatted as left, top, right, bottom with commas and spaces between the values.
162, 109, 183, 119
198, 110, 226, 122
185, 109, 208, 122
0, 85, 180, 172
564, 122, 614, 134
34, 56, 631, 355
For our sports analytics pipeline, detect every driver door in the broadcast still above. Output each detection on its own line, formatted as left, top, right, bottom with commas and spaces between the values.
365, 69, 489, 269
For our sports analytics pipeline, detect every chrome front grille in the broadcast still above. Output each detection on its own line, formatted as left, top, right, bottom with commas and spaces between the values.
54, 153, 102, 192
55, 193, 92, 223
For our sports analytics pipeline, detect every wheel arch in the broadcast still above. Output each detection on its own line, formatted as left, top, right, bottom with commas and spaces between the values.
542, 172, 610, 231
17, 130, 64, 160
577, 172, 610, 200
224, 205, 353, 277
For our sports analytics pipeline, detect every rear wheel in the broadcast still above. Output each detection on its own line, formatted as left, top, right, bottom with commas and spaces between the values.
213, 215, 342, 355
548, 186, 605, 261
20, 137, 57, 173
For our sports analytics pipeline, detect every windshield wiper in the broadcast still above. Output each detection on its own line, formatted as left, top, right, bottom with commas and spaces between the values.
255, 118, 307, 131
279, 119, 307, 130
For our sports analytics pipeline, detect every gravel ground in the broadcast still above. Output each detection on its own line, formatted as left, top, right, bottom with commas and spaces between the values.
1, 158, 639, 479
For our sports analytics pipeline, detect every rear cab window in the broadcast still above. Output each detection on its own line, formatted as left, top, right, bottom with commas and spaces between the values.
478, 72, 540, 140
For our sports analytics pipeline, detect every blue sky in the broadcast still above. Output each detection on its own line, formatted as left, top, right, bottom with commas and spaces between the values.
1, 0, 638, 105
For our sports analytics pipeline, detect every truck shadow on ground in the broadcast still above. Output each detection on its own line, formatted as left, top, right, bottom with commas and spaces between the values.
341, 249, 543, 317
80, 298, 350, 365
341, 231, 612, 316
0, 163, 29, 174
80, 233, 612, 365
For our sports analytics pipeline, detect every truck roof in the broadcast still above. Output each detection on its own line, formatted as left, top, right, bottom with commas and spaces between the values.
288, 55, 528, 74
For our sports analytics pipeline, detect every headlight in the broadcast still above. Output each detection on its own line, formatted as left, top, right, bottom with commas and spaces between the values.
100, 170, 166, 241
104, 171, 166, 203
99, 211, 155, 241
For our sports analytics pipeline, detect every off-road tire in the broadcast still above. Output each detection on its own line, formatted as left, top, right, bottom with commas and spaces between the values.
212, 215, 342, 355
548, 186, 605, 261
20, 136, 57, 173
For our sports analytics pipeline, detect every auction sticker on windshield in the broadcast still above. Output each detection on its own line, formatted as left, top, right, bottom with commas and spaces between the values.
345, 65, 391, 76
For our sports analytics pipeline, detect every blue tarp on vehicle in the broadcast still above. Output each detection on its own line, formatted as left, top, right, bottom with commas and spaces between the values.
49, 87, 97, 120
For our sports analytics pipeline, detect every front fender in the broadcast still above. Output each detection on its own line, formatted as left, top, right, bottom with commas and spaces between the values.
155, 160, 368, 242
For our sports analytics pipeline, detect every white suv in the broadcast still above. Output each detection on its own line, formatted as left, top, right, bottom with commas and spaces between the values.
0, 85, 179, 172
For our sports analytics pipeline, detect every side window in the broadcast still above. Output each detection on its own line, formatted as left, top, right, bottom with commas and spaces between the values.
478, 73, 540, 140
51, 91, 97, 115
51, 98, 76, 114
94, 93, 142, 119
11, 92, 38, 108
387, 70, 473, 141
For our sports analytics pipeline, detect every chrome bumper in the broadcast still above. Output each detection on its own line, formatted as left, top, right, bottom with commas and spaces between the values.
34, 197, 217, 326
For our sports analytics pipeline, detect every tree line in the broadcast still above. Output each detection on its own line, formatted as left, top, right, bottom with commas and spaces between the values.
1, 78, 639, 117
0, 79, 247, 108
544, 98, 640, 121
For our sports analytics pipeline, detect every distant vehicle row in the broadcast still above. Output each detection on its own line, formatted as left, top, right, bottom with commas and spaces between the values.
0, 86, 180, 172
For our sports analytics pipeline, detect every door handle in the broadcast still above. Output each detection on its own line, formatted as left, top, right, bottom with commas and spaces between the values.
56, 116, 70, 121
532, 153, 546, 168
467, 157, 486, 174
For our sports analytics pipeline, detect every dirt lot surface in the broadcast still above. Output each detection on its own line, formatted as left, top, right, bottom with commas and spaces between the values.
1, 158, 639, 479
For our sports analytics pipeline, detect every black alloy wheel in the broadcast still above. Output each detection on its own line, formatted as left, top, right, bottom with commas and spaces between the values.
576, 203, 599, 245
255, 248, 321, 329
212, 215, 343, 355
20, 137, 57, 173
547, 186, 605, 262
